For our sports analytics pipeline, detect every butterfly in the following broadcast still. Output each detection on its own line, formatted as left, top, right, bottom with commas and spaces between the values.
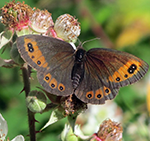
16, 35, 149, 104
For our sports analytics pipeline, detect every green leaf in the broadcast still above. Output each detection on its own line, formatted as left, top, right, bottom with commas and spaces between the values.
41, 108, 65, 130
0, 57, 5, 67
61, 124, 78, 141
67, 114, 78, 132
26, 90, 47, 113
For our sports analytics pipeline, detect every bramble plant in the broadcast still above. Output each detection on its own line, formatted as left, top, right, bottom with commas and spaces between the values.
0, 1, 123, 141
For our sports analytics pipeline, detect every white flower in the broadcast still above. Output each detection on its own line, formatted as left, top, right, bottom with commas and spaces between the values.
77, 101, 123, 135
0, 113, 8, 141
11, 135, 25, 141
0, 113, 25, 141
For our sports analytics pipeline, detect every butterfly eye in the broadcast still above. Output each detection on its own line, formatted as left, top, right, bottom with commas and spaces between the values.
75, 49, 85, 60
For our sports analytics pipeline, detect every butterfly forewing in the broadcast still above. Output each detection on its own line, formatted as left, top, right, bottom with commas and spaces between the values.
17, 35, 75, 96
17, 35, 75, 71
86, 48, 149, 89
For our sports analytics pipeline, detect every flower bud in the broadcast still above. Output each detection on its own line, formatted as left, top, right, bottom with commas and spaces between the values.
96, 119, 123, 141
54, 14, 80, 43
30, 9, 54, 34
26, 90, 47, 113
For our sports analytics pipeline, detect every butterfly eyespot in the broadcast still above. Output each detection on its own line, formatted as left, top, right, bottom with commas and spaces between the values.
45, 76, 49, 80
59, 86, 63, 90
49, 78, 57, 89
27, 43, 34, 52
44, 73, 51, 82
105, 89, 109, 93
116, 77, 120, 81
58, 83, 65, 92
87, 94, 92, 98
124, 74, 128, 78
31, 55, 35, 59
37, 60, 41, 65
95, 89, 103, 100
103, 87, 111, 95
97, 94, 101, 98
86, 91, 94, 99
128, 64, 137, 74
51, 83, 55, 88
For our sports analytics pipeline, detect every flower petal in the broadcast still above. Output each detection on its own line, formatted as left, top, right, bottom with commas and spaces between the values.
11, 135, 25, 141
0, 113, 8, 140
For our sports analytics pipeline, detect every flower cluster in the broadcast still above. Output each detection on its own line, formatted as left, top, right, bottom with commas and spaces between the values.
0, 1, 81, 43
1, 1, 33, 31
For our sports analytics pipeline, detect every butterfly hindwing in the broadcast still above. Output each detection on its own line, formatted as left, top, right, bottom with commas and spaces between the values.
74, 58, 119, 104
37, 52, 75, 96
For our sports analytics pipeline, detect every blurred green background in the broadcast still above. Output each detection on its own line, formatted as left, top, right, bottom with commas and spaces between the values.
0, 0, 150, 141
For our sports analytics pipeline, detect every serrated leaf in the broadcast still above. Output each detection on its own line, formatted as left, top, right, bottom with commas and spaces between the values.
41, 108, 65, 130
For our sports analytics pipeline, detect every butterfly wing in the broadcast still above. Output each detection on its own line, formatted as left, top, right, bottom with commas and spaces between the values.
74, 48, 148, 104
17, 35, 75, 96
86, 48, 149, 89
74, 58, 119, 104
37, 52, 75, 96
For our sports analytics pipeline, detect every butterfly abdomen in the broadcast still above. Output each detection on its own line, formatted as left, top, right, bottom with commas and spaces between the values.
71, 48, 86, 89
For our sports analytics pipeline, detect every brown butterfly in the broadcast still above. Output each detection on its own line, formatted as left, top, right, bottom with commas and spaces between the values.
16, 35, 149, 104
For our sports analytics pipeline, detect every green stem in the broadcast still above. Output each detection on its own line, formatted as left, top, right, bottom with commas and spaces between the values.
22, 64, 36, 141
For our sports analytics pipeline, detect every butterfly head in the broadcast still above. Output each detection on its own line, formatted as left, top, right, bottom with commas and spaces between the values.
75, 48, 86, 62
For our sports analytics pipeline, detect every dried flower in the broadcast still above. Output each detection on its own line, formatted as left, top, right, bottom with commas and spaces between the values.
93, 119, 123, 141
54, 14, 81, 42
1, 1, 33, 31
30, 9, 54, 34
60, 94, 87, 116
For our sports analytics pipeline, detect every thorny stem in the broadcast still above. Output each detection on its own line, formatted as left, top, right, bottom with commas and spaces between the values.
22, 64, 36, 141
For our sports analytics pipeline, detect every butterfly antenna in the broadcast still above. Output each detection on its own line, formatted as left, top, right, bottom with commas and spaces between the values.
82, 38, 100, 46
